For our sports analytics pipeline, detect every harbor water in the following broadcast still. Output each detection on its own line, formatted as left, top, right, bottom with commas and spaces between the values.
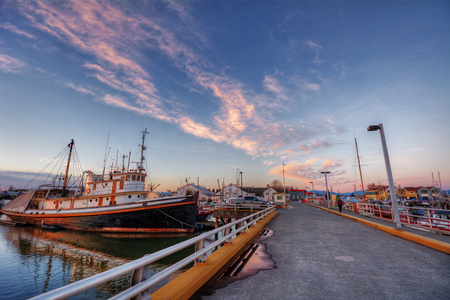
0, 225, 196, 299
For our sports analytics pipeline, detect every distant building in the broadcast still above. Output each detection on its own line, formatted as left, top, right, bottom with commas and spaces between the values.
176, 184, 215, 201
290, 189, 307, 201
215, 184, 254, 199
401, 187, 420, 200
263, 187, 287, 202
366, 185, 442, 201
241, 186, 266, 197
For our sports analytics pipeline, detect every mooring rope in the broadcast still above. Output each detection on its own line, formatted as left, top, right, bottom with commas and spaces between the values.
156, 207, 196, 228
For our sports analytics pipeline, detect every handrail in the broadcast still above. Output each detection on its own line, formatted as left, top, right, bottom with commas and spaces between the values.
30, 206, 276, 300
354, 203, 450, 233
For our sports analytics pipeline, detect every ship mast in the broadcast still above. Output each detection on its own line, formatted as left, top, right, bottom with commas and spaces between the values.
355, 138, 366, 203
63, 139, 74, 197
138, 128, 150, 172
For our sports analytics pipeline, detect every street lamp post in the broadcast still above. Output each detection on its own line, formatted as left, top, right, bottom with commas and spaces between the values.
310, 181, 315, 204
367, 123, 402, 229
321, 171, 330, 208
304, 187, 309, 203
240, 171, 243, 197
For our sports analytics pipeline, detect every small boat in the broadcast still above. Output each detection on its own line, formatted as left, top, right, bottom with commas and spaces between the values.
196, 203, 215, 222
1, 130, 197, 233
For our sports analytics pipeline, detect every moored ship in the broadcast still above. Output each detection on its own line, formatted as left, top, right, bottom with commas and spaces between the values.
1, 130, 197, 233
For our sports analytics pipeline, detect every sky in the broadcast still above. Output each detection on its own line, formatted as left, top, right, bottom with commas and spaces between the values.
0, 0, 449, 193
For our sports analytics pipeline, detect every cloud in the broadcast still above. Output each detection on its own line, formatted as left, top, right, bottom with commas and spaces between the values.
0, 54, 26, 73
62, 82, 95, 96
302, 82, 320, 92
306, 40, 322, 50
15, 0, 342, 159
263, 75, 288, 100
305, 40, 323, 64
0, 22, 36, 39
298, 140, 332, 153
268, 157, 345, 187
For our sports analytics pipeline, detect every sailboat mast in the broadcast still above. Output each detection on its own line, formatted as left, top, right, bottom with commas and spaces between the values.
138, 128, 150, 172
355, 138, 366, 203
282, 160, 286, 196
63, 139, 74, 196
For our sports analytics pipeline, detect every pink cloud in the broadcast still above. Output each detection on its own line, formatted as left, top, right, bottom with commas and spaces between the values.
0, 54, 26, 73
0, 23, 36, 39
268, 157, 345, 188
15, 1, 343, 159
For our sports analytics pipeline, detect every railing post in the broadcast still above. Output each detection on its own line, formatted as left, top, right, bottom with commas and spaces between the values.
195, 239, 207, 263
224, 226, 232, 244
130, 255, 151, 300
427, 209, 432, 229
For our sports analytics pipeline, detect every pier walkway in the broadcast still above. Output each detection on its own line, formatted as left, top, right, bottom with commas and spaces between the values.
203, 202, 449, 300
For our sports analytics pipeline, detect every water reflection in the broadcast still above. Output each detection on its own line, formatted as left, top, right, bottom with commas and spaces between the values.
0, 225, 195, 299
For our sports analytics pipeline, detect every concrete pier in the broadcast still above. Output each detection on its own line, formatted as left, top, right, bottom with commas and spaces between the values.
204, 202, 450, 300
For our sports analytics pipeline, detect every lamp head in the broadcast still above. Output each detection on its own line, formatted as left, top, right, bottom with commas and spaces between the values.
367, 124, 381, 131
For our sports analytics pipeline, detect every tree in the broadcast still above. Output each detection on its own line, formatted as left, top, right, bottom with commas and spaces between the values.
270, 179, 282, 188
367, 183, 376, 190
8, 185, 15, 191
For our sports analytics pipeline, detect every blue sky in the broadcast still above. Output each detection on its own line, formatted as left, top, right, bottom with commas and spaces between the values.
0, 0, 449, 193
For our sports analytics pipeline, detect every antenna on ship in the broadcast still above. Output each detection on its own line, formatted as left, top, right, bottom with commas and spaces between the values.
62, 139, 75, 197
138, 128, 150, 173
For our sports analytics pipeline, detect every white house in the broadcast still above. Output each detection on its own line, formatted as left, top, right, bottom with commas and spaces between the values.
263, 187, 290, 202
216, 184, 253, 200
176, 184, 215, 201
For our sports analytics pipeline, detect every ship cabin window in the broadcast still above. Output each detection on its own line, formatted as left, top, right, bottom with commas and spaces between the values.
93, 184, 97, 191
132, 175, 136, 181
126, 175, 130, 181
141, 176, 145, 182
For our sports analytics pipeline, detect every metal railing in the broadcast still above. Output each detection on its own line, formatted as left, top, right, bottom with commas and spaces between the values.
30, 206, 276, 300
354, 203, 450, 234
216, 202, 273, 210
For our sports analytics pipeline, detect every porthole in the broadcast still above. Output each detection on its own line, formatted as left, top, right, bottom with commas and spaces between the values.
95, 199, 98, 202
107, 198, 109, 200
128, 195, 132, 198
137, 195, 140, 198
90, 199, 92, 202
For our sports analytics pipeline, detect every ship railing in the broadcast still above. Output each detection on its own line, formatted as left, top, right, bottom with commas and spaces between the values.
355, 203, 450, 234
30, 206, 276, 300
86, 184, 146, 196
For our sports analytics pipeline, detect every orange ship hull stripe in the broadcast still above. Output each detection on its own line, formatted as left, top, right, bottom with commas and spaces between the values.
2, 201, 196, 218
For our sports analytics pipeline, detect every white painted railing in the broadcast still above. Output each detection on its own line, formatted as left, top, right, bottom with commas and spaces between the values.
354, 203, 450, 234
30, 206, 276, 300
